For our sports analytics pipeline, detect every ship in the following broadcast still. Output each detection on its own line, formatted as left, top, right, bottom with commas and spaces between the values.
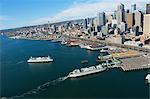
27, 56, 53, 63
68, 64, 107, 78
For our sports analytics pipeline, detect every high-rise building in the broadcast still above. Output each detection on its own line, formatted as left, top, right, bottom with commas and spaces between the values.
106, 15, 113, 23
131, 4, 136, 13
143, 14, 150, 38
113, 10, 117, 19
97, 12, 106, 26
116, 3, 125, 24
134, 10, 143, 32
84, 19, 88, 29
125, 12, 134, 28
93, 18, 98, 32
146, 4, 150, 14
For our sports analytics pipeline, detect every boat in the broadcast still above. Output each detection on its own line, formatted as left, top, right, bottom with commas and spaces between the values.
79, 44, 90, 49
81, 60, 88, 64
27, 56, 53, 63
70, 42, 79, 46
145, 74, 150, 83
68, 64, 107, 78
100, 49, 108, 52
1, 33, 4, 35
61, 40, 67, 45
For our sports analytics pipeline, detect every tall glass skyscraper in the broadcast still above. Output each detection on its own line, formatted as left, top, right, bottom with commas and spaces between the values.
97, 12, 106, 26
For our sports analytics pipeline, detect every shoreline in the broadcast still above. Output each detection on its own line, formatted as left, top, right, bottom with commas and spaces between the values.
5, 34, 150, 52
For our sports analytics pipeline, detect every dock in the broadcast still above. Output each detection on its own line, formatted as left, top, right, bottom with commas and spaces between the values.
119, 55, 150, 71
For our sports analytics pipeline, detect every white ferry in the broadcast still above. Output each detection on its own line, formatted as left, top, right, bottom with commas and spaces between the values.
68, 64, 107, 78
27, 56, 53, 63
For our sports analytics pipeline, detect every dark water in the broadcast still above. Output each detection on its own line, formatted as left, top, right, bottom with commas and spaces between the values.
1, 35, 150, 98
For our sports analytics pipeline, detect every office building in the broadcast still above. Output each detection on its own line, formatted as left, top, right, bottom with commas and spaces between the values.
146, 4, 150, 14
134, 10, 143, 32
84, 19, 88, 29
97, 12, 106, 26
143, 14, 150, 38
101, 26, 107, 35
116, 3, 125, 24
125, 12, 134, 28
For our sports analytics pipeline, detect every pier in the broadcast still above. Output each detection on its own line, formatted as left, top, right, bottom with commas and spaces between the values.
113, 54, 150, 71
120, 56, 150, 71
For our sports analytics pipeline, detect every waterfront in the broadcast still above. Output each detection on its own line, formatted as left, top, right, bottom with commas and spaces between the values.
1, 35, 150, 98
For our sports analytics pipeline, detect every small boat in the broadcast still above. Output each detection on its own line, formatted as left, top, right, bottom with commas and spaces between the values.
81, 60, 88, 64
100, 49, 108, 52
145, 74, 150, 83
27, 56, 53, 63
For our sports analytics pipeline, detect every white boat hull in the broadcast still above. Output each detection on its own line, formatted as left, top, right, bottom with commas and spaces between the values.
27, 56, 53, 63
68, 68, 106, 78
27, 59, 53, 63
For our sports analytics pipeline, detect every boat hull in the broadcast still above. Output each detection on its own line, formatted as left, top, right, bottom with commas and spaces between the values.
27, 60, 53, 63
68, 68, 106, 78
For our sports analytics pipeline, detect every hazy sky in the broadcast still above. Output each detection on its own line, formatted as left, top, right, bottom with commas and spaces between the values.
0, 0, 149, 29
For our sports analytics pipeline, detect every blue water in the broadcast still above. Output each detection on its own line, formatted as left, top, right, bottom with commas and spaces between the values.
1, 35, 150, 98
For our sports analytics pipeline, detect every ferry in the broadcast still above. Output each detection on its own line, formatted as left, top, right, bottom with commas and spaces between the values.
68, 64, 107, 78
27, 56, 53, 63
145, 74, 150, 83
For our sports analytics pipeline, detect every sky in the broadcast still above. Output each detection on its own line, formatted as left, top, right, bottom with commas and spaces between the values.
0, 0, 149, 30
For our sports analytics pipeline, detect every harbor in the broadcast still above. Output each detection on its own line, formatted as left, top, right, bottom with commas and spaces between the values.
1, 35, 150, 98
48, 36, 150, 72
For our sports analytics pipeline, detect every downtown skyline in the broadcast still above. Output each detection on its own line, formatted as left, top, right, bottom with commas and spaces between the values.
0, 0, 149, 30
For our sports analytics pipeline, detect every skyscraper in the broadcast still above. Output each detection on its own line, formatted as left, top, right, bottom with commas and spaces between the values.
125, 12, 135, 28
143, 14, 150, 38
131, 4, 136, 13
134, 10, 143, 32
146, 4, 150, 14
97, 12, 106, 26
84, 19, 88, 29
116, 3, 125, 25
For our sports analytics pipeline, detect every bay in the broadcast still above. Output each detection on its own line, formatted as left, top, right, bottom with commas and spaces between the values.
1, 35, 149, 98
